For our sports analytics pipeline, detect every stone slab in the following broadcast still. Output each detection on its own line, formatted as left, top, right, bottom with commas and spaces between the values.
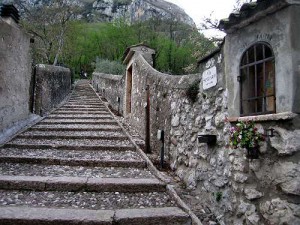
0, 156, 146, 168
115, 207, 191, 225
0, 176, 165, 192
87, 178, 166, 192
0, 206, 114, 225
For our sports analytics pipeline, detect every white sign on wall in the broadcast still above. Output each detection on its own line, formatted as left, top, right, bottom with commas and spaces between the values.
202, 66, 217, 90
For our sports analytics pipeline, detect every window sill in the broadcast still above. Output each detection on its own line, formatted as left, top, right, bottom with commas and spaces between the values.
228, 112, 298, 122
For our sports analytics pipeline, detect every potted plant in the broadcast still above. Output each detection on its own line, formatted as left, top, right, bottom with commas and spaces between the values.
229, 120, 265, 159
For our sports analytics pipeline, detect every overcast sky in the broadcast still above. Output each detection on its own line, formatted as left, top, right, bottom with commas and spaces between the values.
166, 0, 238, 38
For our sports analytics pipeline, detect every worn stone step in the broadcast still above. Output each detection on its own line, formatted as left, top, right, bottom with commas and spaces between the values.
0, 190, 176, 210
3, 143, 135, 151
68, 100, 102, 104
8, 137, 132, 147
0, 207, 190, 225
47, 115, 113, 120
0, 207, 114, 225
29, 126, 122, 132
59, 105, 106, 110
0, 156, 146, 168
0, 148, 143, 166
60, 105, 106, 109
19, 130, 127, 139
114, 207, 191, 225
16, 135, 128, 141
40, 118, 117, 125
0, 176, 165, 192
0, 163, 153, 179
64, 103, 104, 107
51, 111, 110, 114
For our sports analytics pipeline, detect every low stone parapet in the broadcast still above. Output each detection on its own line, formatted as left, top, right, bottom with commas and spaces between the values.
34, 64, 71, 116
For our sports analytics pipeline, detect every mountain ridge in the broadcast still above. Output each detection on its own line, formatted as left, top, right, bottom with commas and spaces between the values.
8, 0, 196, 27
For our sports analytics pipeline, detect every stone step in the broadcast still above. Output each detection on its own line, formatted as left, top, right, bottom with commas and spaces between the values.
40, 118, 117, 124
67, 100, 101, 103
59, 105, 106, 110
0, 148, 143, 165
3, 143, 135, 151
51, 111, 110, 114
0, 190, 176, 210
0, 156, 146, 168
0, 207, 190, 225
29, 125, 122, 132
46, 116, 113, 120
60, 105, 106, 109
8, 137, 132, 147
0, 176, 164, 192
19, 130, 127, 139
64, 103, 104, 107
0, 163, 153, 179
16, 135, 128, 141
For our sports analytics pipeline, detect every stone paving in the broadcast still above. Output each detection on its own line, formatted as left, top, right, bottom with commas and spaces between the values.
0, 80, 193, 225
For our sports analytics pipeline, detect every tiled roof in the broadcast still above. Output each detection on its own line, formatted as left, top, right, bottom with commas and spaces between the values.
218, 0, 293, 33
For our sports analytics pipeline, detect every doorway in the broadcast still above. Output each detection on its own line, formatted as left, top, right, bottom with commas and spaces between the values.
125, 66, 133, 114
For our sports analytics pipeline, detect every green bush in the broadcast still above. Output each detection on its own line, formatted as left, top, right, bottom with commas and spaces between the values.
95, 58, 125, 75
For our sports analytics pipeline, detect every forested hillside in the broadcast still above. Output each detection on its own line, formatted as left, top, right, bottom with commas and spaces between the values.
12, 0, 216, 75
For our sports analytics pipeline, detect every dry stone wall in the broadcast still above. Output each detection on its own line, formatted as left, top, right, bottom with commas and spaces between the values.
92, 49, 300, 225
92, 3, 300, 223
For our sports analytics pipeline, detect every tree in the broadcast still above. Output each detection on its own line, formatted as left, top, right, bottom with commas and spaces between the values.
15, 0, 81, 65
199, 0, 253, 42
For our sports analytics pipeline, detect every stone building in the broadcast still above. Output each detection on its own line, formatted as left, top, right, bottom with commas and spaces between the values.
93, 0, 300, 224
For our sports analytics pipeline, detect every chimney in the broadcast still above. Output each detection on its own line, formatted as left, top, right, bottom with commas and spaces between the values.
1, 4, 20, 24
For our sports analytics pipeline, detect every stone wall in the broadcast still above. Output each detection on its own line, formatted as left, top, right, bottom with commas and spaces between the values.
34, 64, 71, 116
0, 18, 33, 135
92, 3, 300, 224
92, 73, 124, 115
93, 52, 300, 225
93, 56, 199, 156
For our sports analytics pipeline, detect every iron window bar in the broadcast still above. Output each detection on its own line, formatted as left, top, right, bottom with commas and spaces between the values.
239, 43, 276, 116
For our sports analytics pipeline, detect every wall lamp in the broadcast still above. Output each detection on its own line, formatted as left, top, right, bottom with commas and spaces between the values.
265, 128, 275, 137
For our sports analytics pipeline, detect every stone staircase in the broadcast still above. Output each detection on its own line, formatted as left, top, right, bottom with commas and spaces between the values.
0, 80, 192, 225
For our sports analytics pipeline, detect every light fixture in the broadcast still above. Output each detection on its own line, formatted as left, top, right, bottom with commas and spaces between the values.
265, 128, 275, 137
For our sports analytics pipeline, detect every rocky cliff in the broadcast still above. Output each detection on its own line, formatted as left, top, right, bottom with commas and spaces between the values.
10, 0, 195, 27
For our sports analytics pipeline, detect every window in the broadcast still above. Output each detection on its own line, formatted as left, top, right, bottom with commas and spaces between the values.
239, 43, 275, 116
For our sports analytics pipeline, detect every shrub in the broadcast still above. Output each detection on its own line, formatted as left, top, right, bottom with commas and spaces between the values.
95, 58, 125, 75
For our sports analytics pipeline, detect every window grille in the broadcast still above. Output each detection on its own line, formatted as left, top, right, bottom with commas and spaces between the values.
239, 43, 275, 116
